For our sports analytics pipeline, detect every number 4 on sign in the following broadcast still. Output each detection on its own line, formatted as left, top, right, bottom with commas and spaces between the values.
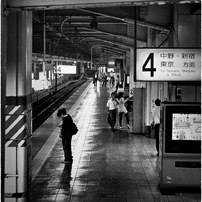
142, 53, 156, 77
57, 66, 61, 73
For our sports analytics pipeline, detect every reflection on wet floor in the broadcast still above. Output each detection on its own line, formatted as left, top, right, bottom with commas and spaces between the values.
32, 82, 201, 202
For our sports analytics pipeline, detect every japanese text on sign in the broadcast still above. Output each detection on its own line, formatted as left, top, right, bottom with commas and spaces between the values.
136, 49, 201, 81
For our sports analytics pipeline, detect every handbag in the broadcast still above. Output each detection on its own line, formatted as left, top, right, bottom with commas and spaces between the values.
71, 122, 78, 135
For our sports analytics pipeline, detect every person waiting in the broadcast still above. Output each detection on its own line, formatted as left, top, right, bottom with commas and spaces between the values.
116, 92, 130, 129
106, 92, 118, 131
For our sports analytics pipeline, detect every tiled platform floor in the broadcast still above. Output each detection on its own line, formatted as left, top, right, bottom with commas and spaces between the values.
32, 82, 201, 202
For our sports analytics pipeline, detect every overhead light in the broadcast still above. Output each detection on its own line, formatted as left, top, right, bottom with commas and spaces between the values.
90, 16, 98, 30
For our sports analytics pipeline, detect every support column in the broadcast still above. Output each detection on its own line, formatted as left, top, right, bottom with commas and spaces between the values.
91, 47, 93, 70
129, 48, 134, 97
1, 1, 7, 201
133, 88, 144, 134
80, 62, 84, 74
5, 11, 32, 201
145, 28, 153, 137
77, 62, 81, 75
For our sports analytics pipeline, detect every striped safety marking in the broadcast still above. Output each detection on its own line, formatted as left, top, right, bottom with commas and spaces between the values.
5, 105, 28, 147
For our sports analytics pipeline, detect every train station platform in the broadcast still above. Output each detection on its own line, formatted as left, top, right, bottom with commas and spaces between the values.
32, 81, 201, 202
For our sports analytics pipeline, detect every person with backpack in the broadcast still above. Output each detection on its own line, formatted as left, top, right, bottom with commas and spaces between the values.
57, 108, 78, 164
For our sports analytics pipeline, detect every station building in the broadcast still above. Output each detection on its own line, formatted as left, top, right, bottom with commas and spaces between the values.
0, 0, 201, 201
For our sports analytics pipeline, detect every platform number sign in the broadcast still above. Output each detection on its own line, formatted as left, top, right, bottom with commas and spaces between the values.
57, 66, 61, 73
136, 49, 201, 81
54, 65, 77, 74
142, 53, 156, 77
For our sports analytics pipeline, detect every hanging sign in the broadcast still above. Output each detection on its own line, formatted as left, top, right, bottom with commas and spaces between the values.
136, 49, 201, 81
54, 65, 77, 74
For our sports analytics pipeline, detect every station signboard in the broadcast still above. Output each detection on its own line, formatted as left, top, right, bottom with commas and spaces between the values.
54, 65, 77, 74
136, 48, 201, 81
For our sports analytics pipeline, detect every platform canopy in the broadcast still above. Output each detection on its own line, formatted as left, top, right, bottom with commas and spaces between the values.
6, 0, 201, 10
5, 0, 201, 65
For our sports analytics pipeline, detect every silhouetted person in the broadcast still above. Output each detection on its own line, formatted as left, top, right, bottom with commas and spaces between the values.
102, 73, 107, 87
93, 72, 98, 86
110, 71, 115, 87
57, 108, 74, 164
115, 75, 120, 92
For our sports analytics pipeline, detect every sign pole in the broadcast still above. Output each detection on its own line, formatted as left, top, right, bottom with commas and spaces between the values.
134, 6, 137, 81
91, 47, 93, 70
55, 61, 58, 92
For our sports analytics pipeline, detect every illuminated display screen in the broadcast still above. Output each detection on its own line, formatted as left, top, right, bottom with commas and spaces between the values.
55, 65, 77, 74
172, 113, 201, 141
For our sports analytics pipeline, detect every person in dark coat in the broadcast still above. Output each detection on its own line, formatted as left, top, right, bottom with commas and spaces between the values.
57, 108, 74, 164
93, 72, 98, 86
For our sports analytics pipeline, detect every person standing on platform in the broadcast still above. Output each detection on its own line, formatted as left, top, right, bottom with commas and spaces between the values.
117, 92, 130, 129
115, 75, 120, 92
111, 76, 115, 87
102, 73, 107, 87
93, 72, 98, 86
110, 71, 115, 87
151, 99, 161, 156
57, 108, 74, 164
107, 92, 118, 131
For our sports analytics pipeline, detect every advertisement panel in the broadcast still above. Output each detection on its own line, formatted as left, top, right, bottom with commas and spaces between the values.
136, 49, 201, 81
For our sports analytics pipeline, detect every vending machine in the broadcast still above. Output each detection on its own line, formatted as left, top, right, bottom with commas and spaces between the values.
159, 103, 201, 191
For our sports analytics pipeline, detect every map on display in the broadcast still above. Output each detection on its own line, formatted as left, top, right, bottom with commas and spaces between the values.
172, 113, 201, 141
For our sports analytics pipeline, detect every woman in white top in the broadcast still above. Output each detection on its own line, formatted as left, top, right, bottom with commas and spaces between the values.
106, 92, 118, 131
117, 92, 130, 129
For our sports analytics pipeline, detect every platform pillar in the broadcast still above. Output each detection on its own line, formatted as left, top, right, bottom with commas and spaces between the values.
133, 88, 144, 134
1, 1, 7, 202
5, 11, 32, 201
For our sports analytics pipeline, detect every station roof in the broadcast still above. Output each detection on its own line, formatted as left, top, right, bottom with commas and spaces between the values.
6, 0, 201, 64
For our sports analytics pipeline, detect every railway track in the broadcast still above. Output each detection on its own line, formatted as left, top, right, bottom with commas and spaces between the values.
32, 79, 86, 132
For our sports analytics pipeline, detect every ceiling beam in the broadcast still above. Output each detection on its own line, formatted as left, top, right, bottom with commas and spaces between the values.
33, 15, 91, 55
100, 48, 123, 56
83, 27, 136, 42
6, 0, 200, 10
93, 46, 124, 56
63, 21, 126, 25
78, 8, 171, 33
46, 16, 126, 25
92, 45, 126, 55
33, 15, 69, 40
85, 36, 132, 49
32, 53, 90, 63
96, 44, 128, 54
